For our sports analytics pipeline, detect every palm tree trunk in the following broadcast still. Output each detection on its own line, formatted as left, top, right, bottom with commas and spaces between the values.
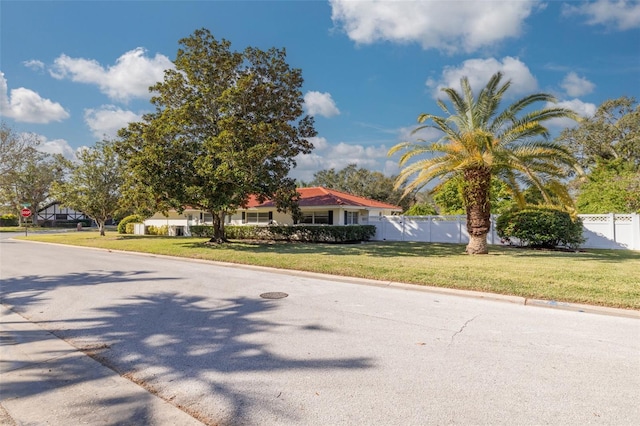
463, 167, 492, 254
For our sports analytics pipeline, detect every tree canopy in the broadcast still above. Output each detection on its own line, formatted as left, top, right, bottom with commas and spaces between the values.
389, 72, 580, 254
117, 29, 316, 241
52, 141, 123, 236
0, 124, 63, 224
556, 96, 639, 214
301, 164, 415, 211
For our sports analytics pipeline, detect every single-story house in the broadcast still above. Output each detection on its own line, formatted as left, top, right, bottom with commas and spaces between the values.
142, 187, 402, 235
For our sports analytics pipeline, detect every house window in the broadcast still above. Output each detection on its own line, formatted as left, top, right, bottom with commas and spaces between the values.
301, 211, 330, 225
203, 213, 213, 223
55, 214, 68, 221
345, 211, 359, 225
246, 212, 271, 224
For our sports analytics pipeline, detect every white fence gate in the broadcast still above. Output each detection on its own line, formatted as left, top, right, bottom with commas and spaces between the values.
369, 213, 640, 250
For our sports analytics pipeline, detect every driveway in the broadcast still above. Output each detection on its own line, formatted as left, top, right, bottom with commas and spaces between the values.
1, 238, 639, 425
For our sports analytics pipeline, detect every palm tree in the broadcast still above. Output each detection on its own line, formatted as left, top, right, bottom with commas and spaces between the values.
389, 72, 581, 254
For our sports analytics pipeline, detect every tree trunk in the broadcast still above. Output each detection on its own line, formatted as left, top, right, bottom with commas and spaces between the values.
98, 220, 105, 236
463, 167, 492, 255
209, 211, 228, 243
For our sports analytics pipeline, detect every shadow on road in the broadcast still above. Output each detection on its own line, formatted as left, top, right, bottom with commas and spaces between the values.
1, 270, 372, 424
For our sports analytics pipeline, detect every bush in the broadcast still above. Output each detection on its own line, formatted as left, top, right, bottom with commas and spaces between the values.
496, 207, 585, 249
191, 225, 377, 243
118, 214, 143, 234
146, 225, 168, 236
0, 214, 19, 226
125, 222, 136, 234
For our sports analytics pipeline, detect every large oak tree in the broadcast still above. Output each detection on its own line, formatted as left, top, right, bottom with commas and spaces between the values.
118, 29, 315, 241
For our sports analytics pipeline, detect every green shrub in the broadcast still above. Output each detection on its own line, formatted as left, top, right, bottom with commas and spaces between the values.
146, 225, 168, 236
118, 214, 143, 234
125, 222, 136, 234
223, 225, 377, 243
0, 213, 19, 226
496, 207, 585, 249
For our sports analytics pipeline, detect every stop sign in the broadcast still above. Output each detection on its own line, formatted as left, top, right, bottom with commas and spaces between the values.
20, 207, 32, 218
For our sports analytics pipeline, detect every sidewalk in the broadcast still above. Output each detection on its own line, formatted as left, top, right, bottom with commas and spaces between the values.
0, 305, 203, 426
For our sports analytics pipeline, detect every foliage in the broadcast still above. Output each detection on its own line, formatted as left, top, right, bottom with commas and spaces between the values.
303, 164, 413, 211
0, 213, 18, 226
118, 214, 144, 234
557, 97, 640, 213
404, 202, 438, 216
557, 96, 639, 169
0, 125, 64, 225
146, 225, 169, 236
125, 222, 136, 235
117, 28, 315, 243
192, 224, 376, 242
52, 141, 123, 236
576, 160, 640, 213
389, 72, 580, 254
496, 207, 585, 249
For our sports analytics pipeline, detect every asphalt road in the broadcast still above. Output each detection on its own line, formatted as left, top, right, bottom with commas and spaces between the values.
1, 238, 639, 425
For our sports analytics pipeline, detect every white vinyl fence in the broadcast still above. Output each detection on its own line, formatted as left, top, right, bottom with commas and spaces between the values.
368, 213, 640, 250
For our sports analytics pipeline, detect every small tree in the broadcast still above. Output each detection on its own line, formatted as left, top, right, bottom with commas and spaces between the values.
0, 128, 63, 226
52, 141, 123, 236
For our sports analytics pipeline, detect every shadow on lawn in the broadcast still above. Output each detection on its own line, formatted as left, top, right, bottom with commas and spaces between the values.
1, 270, 372, 425
177, 238, 640, 263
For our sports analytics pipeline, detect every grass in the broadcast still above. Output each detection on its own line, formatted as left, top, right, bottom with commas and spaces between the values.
14, 231, 640, 310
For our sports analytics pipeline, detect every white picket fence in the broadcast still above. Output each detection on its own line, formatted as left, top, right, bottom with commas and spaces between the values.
368, 213, 640, 250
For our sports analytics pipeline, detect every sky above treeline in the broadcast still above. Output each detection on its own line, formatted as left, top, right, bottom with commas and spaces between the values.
1, 0, 639, 181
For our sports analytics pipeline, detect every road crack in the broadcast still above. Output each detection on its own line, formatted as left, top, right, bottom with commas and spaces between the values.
449, 315, 479, 346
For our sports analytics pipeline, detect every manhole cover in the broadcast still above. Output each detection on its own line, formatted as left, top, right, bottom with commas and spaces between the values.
260, 292, 289, 299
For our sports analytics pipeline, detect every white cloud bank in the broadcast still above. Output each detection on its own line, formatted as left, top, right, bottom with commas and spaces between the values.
560, 72, 596, 97
36, 135, 80, 161
330, 0, 537, 52
84, 105, 142, 139
0, 72, 70, 123
564, 0, 640, 30
293, 136, 397, 181
49, 48, 173, 103
304, 91, 340, 117
426, 57, 538, 99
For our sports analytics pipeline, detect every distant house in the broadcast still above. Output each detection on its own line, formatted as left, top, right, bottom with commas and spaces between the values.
142, 187, 402, 235
37, 202, 90, 225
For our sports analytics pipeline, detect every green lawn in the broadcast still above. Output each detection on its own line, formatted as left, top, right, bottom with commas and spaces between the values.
15, 231, 640, 310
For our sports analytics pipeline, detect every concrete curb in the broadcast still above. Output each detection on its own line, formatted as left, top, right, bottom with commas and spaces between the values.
11, 238, 640, 319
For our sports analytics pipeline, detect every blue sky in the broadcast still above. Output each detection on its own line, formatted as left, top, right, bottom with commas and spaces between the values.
2, 0, 639, 181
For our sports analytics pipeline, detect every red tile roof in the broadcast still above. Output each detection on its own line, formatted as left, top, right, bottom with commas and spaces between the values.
246, 187, 402, 210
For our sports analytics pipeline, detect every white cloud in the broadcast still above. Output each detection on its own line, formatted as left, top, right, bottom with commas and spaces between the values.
84, 105, 141, 139
23, 60, 45, 72
50, 48, 173, 102
293, 136, 394, 181
426, 57, 537, 99
564, 0, 640, 30
0, 72, 70, 123
330, 0, 537, 52
560, 72, 595, 97
36, 136, 80, 161
304, 91, 340, 117
545, 98, 597, 129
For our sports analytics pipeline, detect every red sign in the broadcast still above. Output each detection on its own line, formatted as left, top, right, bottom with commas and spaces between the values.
20, 208, 32, 218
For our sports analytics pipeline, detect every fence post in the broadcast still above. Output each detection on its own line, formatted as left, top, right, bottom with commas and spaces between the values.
608, 213, 616, 243
632, 213, 640, 250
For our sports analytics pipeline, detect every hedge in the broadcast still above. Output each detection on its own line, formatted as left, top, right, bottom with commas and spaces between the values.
0, 214, 19, 226
190, 225, 376, 243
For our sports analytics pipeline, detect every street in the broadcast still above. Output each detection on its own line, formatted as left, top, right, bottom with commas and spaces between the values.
1, 237, 639, 425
